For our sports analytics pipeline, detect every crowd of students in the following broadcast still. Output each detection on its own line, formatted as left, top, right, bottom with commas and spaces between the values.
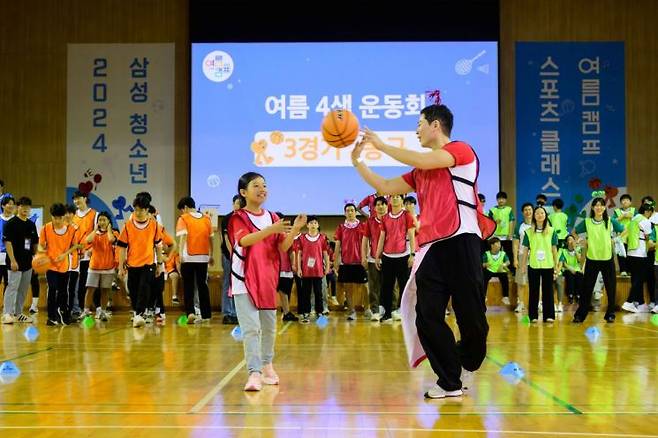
2, 176, 656, 333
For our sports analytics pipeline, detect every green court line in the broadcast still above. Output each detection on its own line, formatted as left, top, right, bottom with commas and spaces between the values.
0, 346, 54, 363
486, 356, 583, 415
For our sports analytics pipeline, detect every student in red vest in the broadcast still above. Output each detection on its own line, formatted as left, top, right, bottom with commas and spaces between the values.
363, 196, 387, 321
296, 215, 330, 323
228, 172, 306, 391
352, 93, 494, 399
334, 203, 368, 321
375, 194, 416, 323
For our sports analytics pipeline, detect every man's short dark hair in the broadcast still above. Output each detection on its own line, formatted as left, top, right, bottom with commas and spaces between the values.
344, 203, 356, 211
50, 203, 66, 217
496, 191, 507, 199
488, 237, 501, 246
133, 195, 150, 209
177, 196, 196, 210
1, 196, 15, 207
536, 194, 547, 202
420, 104, 454, 136
66, 204, 77, 214
374, 196, 388, 206
72, 190, 88, 200
552, 198, 564, 209
403, 195, 416, 205
136, 191, 152, 203
307, 215, 319, 223
620, 194, 632, 202
16, 197, 32, 206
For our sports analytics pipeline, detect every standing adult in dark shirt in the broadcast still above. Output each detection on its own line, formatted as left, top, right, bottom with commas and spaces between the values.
220, 195, 241, 324
2, 197, 39, 324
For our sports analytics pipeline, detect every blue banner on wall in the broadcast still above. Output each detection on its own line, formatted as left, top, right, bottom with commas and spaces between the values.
516, 42, 625, 221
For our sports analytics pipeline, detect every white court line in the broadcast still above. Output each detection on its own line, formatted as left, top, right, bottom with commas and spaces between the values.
0, 425, 656, 437
624, 325, 658, 334
186, 322, 292, 414
278, 321, 292, 335
187, 359, 246, 414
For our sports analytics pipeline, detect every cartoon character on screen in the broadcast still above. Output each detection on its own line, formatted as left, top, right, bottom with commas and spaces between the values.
251, 140, 273, 166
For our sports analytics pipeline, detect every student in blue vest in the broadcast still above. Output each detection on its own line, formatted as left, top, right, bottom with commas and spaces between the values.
612, 194, 635, 277
572, 195, 626, 323
621, 203, 654, 313
519, 206, 558, 323
482, 237, 510, 305
557, 234, 584, 305
488, 192, 515, 275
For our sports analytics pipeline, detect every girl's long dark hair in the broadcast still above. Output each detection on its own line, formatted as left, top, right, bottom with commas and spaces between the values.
531, 206, 549, 233
589, 197, 609, 228
237, 172, 265, 208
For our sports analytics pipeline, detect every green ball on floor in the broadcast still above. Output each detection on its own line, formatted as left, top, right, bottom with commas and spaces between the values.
651, 314, 658, 326
81, 316, 95, 328
177, 315, 188, 326
520, 315, 530, 325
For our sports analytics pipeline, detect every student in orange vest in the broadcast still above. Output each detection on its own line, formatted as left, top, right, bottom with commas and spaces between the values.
38, 203, 81, 326
117, 195, 163, 328
71, 191, 99, 317
176, 196, 214, 323
82, 211, 116, 322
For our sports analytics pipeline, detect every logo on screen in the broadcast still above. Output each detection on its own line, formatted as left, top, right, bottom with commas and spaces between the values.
202, 51, 234, 82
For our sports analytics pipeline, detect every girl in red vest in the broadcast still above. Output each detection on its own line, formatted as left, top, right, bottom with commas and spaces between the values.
228, 172, 306, 391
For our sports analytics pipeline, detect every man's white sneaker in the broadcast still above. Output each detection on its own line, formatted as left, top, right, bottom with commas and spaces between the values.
621, 302, 638, 313
392, 310, 402, 321
502, 297, 510, 306
514, 302, 524, 313
424, 384, 463, 399
1, 314, 15, 324
370, 312, 381, 321
364, 309, 373, 320
635, 303, 650, 313
16, 314, 33, 323
557, 303, 564, 313
461, 368, 474, 390
132, 314, 145, 328
652, 304, 658, 314
347, 311, 357, 321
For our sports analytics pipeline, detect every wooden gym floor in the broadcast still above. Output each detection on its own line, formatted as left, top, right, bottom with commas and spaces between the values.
1, 307, 657, 437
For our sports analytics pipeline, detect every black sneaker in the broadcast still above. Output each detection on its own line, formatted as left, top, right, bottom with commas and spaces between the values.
282, 312, 299, 322
572, 316, 584, 323
604, 313, 615, 323
568, 295, 574, 304
46, 320, 60, 326
222, 314, 234, 325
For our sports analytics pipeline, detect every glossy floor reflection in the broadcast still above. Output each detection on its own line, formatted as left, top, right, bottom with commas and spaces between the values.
1, 308, 657, 437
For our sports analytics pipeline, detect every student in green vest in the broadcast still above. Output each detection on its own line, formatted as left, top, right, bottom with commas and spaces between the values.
512, 202, 534, 313
549, 198, 569, 248
482, 237, 510, 305
572, 196, 626, 323
557, 234, 583, 305
613, 194, 635, 277
519, 206, 558, 323
649, 224, 658, 313
489, 192, 515, 275
621, 203, 654, 313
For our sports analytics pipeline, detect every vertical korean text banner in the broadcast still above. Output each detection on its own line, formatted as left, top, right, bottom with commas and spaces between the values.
67, 43, 175, 231
515, 42, 625, 219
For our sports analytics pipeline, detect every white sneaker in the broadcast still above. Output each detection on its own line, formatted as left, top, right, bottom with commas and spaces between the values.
370, 312, 381, 321
2, 314, 15, 324
461, 368, 474, 390
379, 305, 385, 315
502, 297, 510, 305
364, 309, 373, 320
557, 303, 564, 313
651, 305, 658, 314
329, 297, 339, 306
132, 314, 145, 328
16, 314, 34, 323
424, 384, 463, 399
620, 271, 629, 277
635, 303, 650, 313
392, 309, 402, 321
347, 311, 357, 321
514, 302, 525, 313
95, 308, 103, 320
621, 302, 638, 313
187, 313, 198, 324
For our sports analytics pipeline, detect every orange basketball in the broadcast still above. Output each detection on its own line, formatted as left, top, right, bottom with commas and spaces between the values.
31, 253, 52, 274
321, 109, 360, 148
